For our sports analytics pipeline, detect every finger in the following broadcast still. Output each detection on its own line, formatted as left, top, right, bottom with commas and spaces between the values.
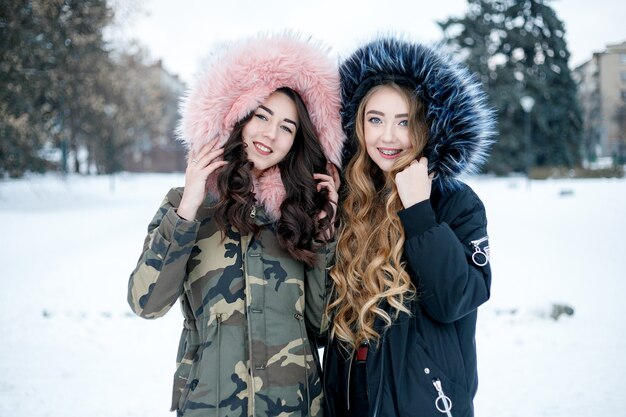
314, 173, 334, 183
203, 160, 228, 174
187, 145, 200, 162
317, 183, 338, 202
187, 150, 199, 166
317, 210, 328, 221
196, 141, 221, 161
187, 155, 204, 170
196, 147, 225, 168
314, 175, 338, 195
327, 162, 338, 176
203, 157, 226, 170
418, 156, 429, 167
316, 181, 332, 192
328, 163, 341, 187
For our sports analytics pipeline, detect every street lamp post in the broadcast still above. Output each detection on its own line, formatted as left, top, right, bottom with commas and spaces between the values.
520, 96, 535, 188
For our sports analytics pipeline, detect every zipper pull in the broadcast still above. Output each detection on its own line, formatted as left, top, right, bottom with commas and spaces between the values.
432, 378, 453, 416
469, 235, 490, 266
250, 205, 256, 219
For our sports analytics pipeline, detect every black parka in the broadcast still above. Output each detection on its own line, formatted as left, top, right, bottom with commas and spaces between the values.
323, 37, 496, 417
323, 182, 491, 417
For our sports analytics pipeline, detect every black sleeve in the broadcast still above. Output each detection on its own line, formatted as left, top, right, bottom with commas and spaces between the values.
398, 185, 491, 323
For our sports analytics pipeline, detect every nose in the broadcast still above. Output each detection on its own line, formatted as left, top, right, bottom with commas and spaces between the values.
381, 124, 395, 143
262, 123, 279, 141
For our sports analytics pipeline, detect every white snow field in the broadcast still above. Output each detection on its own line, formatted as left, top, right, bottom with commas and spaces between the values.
1, 173, 624, 416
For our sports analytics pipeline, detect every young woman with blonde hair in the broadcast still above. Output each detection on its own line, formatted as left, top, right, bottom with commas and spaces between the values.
323, 37, 496, 417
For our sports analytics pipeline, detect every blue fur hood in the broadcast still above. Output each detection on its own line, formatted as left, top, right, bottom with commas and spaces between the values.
340, 37, 497, 190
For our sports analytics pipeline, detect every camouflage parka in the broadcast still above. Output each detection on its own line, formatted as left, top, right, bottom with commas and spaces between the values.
128, 187, 334, 417
127, 33, 345, 417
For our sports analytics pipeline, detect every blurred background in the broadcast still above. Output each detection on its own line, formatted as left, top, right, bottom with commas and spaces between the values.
1, 1, 625, 416
2, 0, 625, 178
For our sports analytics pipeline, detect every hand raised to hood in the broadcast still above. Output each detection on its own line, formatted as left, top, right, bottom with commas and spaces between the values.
178, 142, 228, 221
314, 162, 341, 241
395, 157, 433, 209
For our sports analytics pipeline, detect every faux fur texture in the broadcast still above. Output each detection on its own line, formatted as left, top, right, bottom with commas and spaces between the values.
340, 37, 497, 191
178, 32, 345, 219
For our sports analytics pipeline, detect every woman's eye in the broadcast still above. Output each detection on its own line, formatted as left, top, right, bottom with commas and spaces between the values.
254, 113, 267, 121
368, 117, 382, 124
398, 120, 408, 127
280, 125, 293, 134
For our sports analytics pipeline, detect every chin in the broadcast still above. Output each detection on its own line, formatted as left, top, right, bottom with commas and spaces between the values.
373, 160, 394, 172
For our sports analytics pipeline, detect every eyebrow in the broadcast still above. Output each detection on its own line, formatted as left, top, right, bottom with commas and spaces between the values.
366, 110, 409, 118
259, 105, 298, 127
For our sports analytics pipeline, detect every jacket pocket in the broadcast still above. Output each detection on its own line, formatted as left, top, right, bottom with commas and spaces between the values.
170, 328, 200, 411
174, 314, 223, 413
406, 315, 471, 416
413, 314, 468, 391
412, 345, 472, 417
294, 312, 325, 416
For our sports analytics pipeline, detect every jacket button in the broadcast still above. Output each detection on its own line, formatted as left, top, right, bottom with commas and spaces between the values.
424, 368, 430, 374
190, 379, 198, 391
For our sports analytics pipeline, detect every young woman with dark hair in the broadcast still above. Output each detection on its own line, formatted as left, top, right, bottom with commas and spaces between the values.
213, 87, 337, 264
128, 34, 345, 417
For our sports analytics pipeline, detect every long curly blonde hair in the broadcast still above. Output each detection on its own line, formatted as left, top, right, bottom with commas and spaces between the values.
328, 83, 430, 349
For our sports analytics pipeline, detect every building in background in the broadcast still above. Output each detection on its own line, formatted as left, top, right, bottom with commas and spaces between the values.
122, 60, 187, 173
574, 40, 626, 165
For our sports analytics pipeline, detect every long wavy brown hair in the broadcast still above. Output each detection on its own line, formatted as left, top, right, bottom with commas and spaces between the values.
214, 88, 334, 266
328, 83, 430, 349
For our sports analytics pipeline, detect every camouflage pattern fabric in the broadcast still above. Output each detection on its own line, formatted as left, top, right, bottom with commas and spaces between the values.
128, 188, 333, 417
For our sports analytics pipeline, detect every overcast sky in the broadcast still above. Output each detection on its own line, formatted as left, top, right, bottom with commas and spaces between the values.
110, 0, 625, 84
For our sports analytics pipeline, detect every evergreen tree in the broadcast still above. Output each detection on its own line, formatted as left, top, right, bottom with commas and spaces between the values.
1, 0, 182, 177
1, 0, 113, 176
1, 0, 59, 176
440, 0, 583, 174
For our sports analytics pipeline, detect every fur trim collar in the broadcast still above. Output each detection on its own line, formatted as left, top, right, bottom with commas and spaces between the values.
178, 32, 345, 218
340, 37, 496, 191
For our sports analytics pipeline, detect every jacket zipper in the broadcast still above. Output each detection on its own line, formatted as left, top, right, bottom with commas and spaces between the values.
371, 336, 385, 417
244, 208, 256, 414
216, 313, 223, 417
345, 338, 379, 414
469, 235, 489, 266
345, 348, 354, 410
432, 378, 454, 417
295, 312, 311, 416
241, 232, 256, 414
322, 328, 331, 412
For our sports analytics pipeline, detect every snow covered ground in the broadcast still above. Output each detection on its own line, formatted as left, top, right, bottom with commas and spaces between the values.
1, 172, 625, 416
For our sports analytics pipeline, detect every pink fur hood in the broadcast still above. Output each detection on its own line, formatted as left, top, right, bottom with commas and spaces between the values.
177, 33, 345, 219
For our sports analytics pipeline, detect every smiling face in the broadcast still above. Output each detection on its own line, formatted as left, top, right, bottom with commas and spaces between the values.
362, 85, 414, 172
242, 91, 299, 175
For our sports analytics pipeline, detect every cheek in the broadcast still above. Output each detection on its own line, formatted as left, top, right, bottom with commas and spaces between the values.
400, 133, 413, 149
363, 126, 375, 146
283, 135, 296, 151
242, 125, 252, 140
275, 137, 295, 159
242, 118, 261, 138
365, 145, 379, 162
